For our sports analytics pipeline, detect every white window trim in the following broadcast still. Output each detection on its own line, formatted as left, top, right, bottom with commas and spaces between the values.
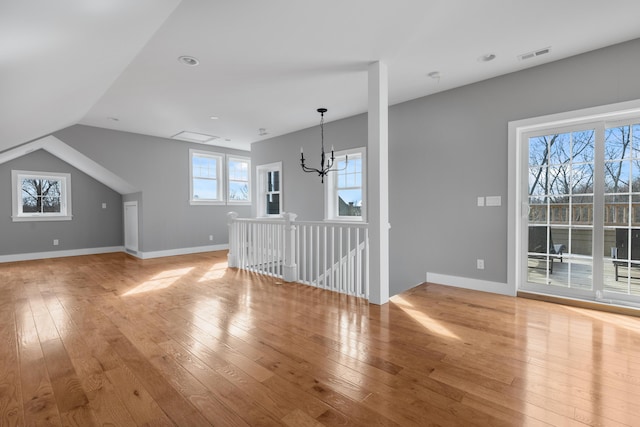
508, 98, 640, 298
11, 170, 72, 222
256, 162, 283, 217
325, 147, 366, 222
189, 149, 224, 205
227, 155, 251, 205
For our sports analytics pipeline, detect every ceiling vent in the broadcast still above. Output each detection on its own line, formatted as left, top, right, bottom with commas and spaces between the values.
171, 131, 219, 144
518, 47, 551, 61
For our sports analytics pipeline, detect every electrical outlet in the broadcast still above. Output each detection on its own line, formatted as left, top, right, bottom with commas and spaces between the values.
209, 235, 213, 241
53, 239, 59, 246
102, 202, 107, 209
477, 259, 485, 270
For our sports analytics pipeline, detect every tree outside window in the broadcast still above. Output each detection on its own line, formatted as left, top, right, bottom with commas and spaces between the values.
21, 178, 62, 213
11, 170, 72, 221
228, 156, 251, 203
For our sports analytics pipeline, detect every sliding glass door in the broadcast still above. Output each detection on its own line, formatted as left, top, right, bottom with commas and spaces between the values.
522, 118, 640, 305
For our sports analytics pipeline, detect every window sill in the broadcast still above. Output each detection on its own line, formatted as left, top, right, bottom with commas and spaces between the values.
189, 200, 225, 206
12, 215, 73, 222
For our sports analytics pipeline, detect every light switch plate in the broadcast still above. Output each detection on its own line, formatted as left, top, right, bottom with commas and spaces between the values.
486, 196, 502, 207
477, 197, 485, 207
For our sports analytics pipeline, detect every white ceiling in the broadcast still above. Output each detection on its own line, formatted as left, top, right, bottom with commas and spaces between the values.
3, 0, 640, 153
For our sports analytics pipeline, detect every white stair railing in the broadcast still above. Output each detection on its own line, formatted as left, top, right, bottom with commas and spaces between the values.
227, 212, 369, 300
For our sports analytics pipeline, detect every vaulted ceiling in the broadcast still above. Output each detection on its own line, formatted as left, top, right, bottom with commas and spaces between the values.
3, 0, 640, 153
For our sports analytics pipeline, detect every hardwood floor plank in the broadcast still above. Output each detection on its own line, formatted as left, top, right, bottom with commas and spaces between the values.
105, 334, 212, 426
156, 339, 253, 427
14, 298, 62, 427
104, 365, 170, 425
281, 408, 325, 427
4, 252, 640, 426
0, 304, 24, 427
39, 339, 93, 421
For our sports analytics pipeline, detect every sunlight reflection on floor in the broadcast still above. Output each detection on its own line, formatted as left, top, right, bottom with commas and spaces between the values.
122, 267, 194, 296
392, 295, 461, 340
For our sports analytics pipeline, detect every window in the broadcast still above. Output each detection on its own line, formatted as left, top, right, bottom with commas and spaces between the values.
190, 149, 223, 204
256, 162, 282, 216
228, 156, 251, 204
12, 170, 72, 221
511, 99, 640, 306
325, 148, 366, 221
525, 127, 594, 291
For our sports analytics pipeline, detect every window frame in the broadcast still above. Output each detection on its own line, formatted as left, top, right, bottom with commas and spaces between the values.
11, 170, 72, 222
227, 155, 251, 205
256, 162, 283, 217
508, 98, 640, 305
325, 147, 366, 222
189, 149, 224, 205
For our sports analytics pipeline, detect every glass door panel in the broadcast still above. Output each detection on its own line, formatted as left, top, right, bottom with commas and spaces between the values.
603, 123, 640, 299
525, 129, 595, 294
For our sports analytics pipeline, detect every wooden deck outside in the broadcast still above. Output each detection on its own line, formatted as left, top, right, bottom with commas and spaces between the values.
528, 256, 640, 296
2, 251, 640, 426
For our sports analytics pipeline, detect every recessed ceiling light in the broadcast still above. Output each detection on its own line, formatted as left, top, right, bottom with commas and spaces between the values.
172, 131, 218, 143
478, 53, 496, 62
178, 56, 200, 66
427, 71, 441, 79
258, 128, 268, 136
210, 115, 219, 120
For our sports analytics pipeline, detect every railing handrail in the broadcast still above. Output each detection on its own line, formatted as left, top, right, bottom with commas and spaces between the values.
231, 216, 369, 228
231, 217, 287, 225
296, 220, 369, 228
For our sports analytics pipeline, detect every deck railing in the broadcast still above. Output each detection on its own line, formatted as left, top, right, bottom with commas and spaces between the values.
227, 212, 369, 299
529, 202, 640, 226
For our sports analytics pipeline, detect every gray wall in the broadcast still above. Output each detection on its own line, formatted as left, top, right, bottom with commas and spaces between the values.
53, 125, 251, 253
251, 114, 368, 219
251, 37, 640, 297
0, 150, 123, 255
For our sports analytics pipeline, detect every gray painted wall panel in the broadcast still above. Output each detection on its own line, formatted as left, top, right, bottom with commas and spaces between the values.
53, 125, 251, 252
0, 150, 123, 255
251, 113, 368, 219
252, 38, 640, 296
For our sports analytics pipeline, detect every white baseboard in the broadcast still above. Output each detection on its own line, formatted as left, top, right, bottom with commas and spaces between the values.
426, 272, 516, 296
0, 244, 230, 263
0, 246, 124, 263
137, 244, 229, 259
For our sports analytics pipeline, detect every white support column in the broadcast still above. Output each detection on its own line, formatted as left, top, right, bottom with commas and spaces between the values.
282, 212, 298, 282
368, 61, 390, 305
227, 211, 239, 268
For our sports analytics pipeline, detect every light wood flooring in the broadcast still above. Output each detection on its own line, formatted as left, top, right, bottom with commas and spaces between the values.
2, 251, 640, 426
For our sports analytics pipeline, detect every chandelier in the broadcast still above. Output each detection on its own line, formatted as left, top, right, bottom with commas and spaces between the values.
300, 108, 346, 183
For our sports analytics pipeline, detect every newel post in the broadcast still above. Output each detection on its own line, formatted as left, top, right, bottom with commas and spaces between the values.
282, 212, 298, 282
227, 211, 239, 268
